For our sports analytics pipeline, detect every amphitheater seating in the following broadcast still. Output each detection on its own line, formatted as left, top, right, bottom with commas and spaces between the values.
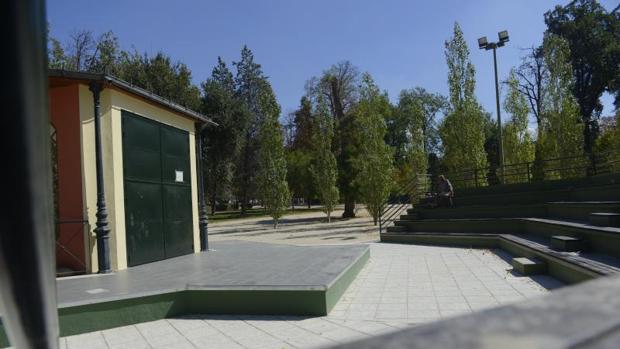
381, 173, 620, 284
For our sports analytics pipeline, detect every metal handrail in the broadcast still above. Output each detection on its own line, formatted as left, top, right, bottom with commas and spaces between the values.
379, 174, 430, 233
446, 150, 620, 188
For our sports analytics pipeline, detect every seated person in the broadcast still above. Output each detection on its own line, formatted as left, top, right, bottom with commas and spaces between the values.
436, 175, 454, 207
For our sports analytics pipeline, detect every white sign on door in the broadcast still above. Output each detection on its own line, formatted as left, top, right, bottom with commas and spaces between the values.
175, 170, 184, 183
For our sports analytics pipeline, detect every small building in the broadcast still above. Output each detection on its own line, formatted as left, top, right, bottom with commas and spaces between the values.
49, 70, 214, 274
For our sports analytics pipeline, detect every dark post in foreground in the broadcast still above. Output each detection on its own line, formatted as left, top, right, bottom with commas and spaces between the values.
196, 122, 210, 251
90, 82, 112, 273
0, 0, 60, 348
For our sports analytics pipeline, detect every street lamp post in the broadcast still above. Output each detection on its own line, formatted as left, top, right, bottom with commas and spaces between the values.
478, 31, 509, 184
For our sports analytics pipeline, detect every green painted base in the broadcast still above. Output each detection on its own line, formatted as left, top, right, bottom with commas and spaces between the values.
0, 248, 369, 347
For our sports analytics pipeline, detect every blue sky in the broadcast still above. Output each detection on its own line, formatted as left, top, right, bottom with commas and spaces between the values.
47, 0, 617, 121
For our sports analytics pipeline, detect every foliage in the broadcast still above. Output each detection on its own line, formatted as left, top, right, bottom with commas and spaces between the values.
502, 70, 535, 183
594, 111, 620, 173
47, 29, 201, 110
538, 34, 585, 179
544, 0, 620, 153
390, 89, 446, 200
233, 46, 275, 213
201, 57, 247, 213
285, 97, 317, 206
353, 74, 394, 225
309, 98, 340, 222
439, 22, 488, 187
305, 61, 362, 218
256, 109, 290, 229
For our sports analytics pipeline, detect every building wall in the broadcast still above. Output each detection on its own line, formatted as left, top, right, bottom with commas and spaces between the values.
49, 84, 87, 272
79, 84, 200, 272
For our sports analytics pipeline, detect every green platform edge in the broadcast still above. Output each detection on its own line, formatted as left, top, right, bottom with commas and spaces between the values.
380, 234, 597, 285
0, 246, 370, 347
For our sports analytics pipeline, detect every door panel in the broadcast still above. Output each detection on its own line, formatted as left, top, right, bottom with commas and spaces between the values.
122, 115, 162, 183
162, 185, 193, 258
122, 111, 193, 266
124, 181, 165, 266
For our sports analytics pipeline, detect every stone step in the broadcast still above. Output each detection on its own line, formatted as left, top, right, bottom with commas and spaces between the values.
550, 235, 583, 252
512, 257, 546, 276
589, 213, 620, 227
399, 214, 418, 221
385, 225, 407, 233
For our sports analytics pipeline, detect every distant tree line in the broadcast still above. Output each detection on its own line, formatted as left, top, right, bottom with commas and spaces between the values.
48, 0, 620, 226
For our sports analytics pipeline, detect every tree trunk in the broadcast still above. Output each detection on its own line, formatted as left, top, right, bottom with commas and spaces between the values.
327, 211, 331, 223
273, 219, 278, 229
342, 197, 356, 218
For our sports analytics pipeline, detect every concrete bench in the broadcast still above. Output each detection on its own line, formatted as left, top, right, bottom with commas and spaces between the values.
550, 235, 583, 252
590, 213, 620, 227
512, 257, 546, 275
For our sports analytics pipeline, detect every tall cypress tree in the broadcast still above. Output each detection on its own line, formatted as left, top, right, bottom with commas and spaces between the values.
353, 74, 394, 225
256, 86, 290, 228
310, 97, 339, 222
439, 22, 488, 187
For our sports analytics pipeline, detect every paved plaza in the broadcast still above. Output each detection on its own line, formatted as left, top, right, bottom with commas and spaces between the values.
58, 242, 563, 349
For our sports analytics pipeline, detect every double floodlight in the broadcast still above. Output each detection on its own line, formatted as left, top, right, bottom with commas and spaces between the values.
478, 30, 509, 50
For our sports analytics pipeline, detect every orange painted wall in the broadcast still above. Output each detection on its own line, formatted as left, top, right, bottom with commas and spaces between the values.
49, 83, 87, 272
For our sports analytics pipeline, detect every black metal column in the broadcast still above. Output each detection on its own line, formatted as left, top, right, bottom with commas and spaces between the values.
0, 0, 59, 348
196, 123, 209, 251
492, 46, 505, 184
90, 82, 112, 273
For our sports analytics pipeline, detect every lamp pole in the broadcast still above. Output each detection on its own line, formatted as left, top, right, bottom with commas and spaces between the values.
479, 31, 509, 184
492, 46, 505, 183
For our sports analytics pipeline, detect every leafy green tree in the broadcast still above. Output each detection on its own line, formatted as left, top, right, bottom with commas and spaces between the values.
539, 34, 584, 179
201, 57, 247, 213
439, 22, 488, 187
48, 36, 67, 69
306, 61, 361, 218
233, 46, 269, 213
285, 97, 316, 207
353, 74, 394, 225
310, 98, 339, 222
594, 111, 620, 172
87, 31, 121, 74
545, 0, 620, 153
256, 95, 290, 229
502, 70, 535, 183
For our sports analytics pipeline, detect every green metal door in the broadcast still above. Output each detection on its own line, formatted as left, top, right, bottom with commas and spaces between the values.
122, 111, 193, 266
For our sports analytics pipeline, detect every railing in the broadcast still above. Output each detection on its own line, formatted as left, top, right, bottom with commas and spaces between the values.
379, 174, 431, 233
447, 150, 620, 189
55, 219, 89, 276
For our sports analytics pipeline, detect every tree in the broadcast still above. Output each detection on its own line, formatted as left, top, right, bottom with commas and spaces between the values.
502, 70, 535, 183
201, 57, 246, 214
310, 98, 339, 222
48, 36, 67, 69
515, 47, 548, 179
306, 61, 361, 218
353, 74, 394, 225
256, 91, 290, 229
439, 22, 488, 187
545, 0, 620, 153
87, 31, 121, 74
66, 30, 95, 71
233, 46, 269, 214
285, 97, 316, 207
538, 34, 584, 179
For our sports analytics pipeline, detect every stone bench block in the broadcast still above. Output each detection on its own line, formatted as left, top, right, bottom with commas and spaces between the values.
589, 213, 620, 227
550, 235, 583, 252
512, 257, 546, 275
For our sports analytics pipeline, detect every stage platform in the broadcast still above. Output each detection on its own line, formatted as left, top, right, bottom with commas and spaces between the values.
0, 240, 369, 343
